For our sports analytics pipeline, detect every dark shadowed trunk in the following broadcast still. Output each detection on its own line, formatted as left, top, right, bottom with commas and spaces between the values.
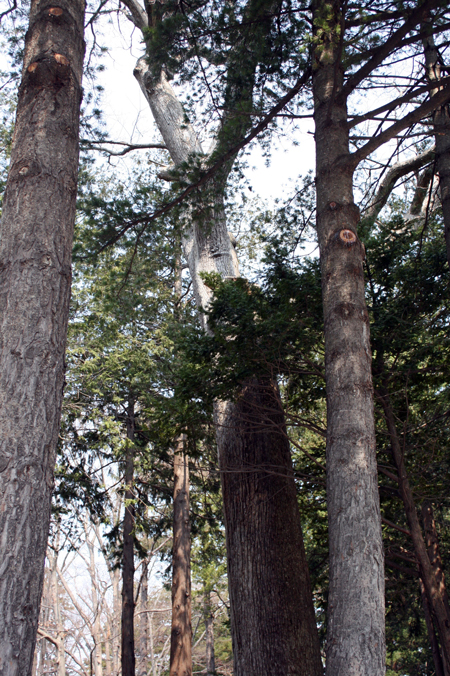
422, 502, 450, 616
122, 403, 136, 676
420, 577, 446, 676
170, 437, 192, 676
215, 379, 323, 676
311, 2, 385, 674
0, 3, 85, 674
378, 385, 450, 670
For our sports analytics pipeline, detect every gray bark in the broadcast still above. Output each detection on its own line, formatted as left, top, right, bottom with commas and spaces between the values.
0, 3, 85, 675
311, 2, 385, 675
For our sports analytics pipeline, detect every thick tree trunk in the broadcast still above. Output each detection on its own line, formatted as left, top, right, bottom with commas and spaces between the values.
122, 406, 136, 676
311, 3, 385, 674
423, 30, 450, 267
378, 386, 450, 670
135, 59, 322, 676
215, 379, 323, 676
0, 3, 85, 675
170, 437, 192, 676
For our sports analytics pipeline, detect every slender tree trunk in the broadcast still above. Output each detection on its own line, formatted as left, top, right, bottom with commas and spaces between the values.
420, 577, 446, 676
138, 561, 149, 676
135, 59, 322, 676
311, 3, 385, 674
422, 502, 450, 616
170, 437, 192, 676
204, 592, 215, 676
378, 385, 450, 669
86, 526, 103, 676
105, 624, 112, 676
122, 403, 136, 676
0, 3, 85, 674
49, 550, 66, 676
423, 27, 450, 267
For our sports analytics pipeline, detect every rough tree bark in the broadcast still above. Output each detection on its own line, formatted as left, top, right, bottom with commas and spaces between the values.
122, 403, 136, 676
0, 3, 85, 675
311, 2, 385, 674
215, 379, 323, 676
170, 437, 192, 676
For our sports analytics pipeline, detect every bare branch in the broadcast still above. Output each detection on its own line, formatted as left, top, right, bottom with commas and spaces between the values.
365, 146, 435, 221
80, 138, 167, 157
0, 0, 17, 23
340, 0, 441, 101
348, 76, 450, 130
349, 84, 450, 166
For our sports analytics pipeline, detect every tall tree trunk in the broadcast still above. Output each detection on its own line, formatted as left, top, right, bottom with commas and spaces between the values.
170, 437, 192, 676
423, 27, 450, 267
122, 403, 136, 676
204, 592, 215, 676
0, 3, 85, 675
420, 577, 446, 676
86, 525, 103, 676
135, 59, 322, 676
215, 380, 322, 676
311, 3, 385, 674
49, 549, 66, 676
378, 385, 450, 670
138, 561, 149, 676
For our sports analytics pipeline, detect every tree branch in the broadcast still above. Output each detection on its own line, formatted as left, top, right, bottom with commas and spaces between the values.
349, 76, 450, 129
349, 85, 450, 167
365, 146, 435, 221
340, 0, 441, 101
80, 139, 167, 157
119, 0, 148, 31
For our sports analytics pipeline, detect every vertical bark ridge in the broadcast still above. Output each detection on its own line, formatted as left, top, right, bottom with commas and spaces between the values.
0, 3, 85, 675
